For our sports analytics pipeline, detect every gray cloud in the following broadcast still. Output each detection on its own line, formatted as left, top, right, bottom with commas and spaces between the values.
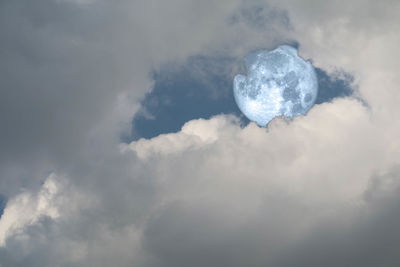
0, 0, 399, 266
0, 0, 292, 195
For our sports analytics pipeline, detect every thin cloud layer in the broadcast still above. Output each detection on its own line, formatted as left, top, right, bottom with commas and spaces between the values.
0, 0, 399, 266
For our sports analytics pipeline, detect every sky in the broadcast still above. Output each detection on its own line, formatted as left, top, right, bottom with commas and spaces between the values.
0, 0, 399, 266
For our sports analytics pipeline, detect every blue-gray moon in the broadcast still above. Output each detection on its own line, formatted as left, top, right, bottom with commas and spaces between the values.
233, 45, 318, 126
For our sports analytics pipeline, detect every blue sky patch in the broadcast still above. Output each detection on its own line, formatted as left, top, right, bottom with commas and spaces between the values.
0, 196, 6, 219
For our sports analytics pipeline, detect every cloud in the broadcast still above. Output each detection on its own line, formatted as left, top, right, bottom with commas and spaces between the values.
0, 173, 95, 247
0, 175, 60, 247
126, 97, 400, 266
0, 0, 400, 266
124, 116, 236, 159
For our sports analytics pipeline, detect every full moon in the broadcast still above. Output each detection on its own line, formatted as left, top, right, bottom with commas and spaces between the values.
233, 45, 318, 126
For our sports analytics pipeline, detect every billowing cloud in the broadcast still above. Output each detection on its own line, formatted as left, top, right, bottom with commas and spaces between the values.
0, 0, 399, 266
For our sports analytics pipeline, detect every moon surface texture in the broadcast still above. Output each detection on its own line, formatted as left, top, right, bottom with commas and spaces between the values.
233, 45, 318, 126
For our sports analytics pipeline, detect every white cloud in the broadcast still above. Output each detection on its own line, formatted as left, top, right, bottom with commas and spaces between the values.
0, 174, 60, 246
0, 173, 96, 249
126, 98, 385, 208
123, 116, 237, 159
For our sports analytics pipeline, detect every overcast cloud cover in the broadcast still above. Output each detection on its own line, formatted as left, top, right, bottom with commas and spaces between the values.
1, 0, 400, 266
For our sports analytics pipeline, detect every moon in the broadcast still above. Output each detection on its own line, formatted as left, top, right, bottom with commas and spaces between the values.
233, 45, 318, 126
